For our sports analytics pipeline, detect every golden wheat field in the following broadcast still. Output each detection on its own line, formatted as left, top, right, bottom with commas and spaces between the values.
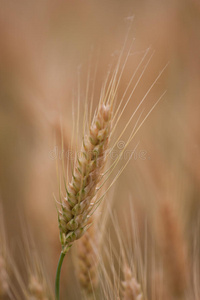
0, 1, 200, 299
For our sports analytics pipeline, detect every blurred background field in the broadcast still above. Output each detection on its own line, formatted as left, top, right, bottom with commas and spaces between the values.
0, 0, 200, 299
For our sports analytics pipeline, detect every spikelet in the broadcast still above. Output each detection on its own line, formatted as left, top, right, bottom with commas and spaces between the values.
76, 214, 99, 297
122, 265, 143, 300
159, 200, 189, 298
58, 103, 112, 253
28, 275, 48, 300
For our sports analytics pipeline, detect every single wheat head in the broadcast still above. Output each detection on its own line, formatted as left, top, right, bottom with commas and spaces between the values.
77, 214, 99, 297
58, 101, 112, 253
122, 265, 143, 300
54, 44, 167, 299
28, 275, 49, 300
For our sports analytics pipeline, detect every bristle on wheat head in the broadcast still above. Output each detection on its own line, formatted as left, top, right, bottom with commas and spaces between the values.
58, 103, 112, 253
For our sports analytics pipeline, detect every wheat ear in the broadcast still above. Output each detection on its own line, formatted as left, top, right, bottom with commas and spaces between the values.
11, 254, 51, 300
12, 260, 51, 300
9, 220, 53, 300
58, 102, 112, 253
28, 275, 48, 300
76, 214, 99, 298
122, 265, 143, 300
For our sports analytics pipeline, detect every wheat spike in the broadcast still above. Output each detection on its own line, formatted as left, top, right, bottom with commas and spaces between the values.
58, 102, 112, 253
28, 275, 48, 300
9, 220, 53, 300
76, 214, 99, 297
56, 39, 167, 254
122, 265, 143, 300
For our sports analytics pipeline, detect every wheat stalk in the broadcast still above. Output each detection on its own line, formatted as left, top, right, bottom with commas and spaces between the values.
55, 99, 113, 299
159, 200, 189, 299
54, 40, 167, 298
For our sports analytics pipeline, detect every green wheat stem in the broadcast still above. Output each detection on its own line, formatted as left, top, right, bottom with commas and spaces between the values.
55, 252, 66, 300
